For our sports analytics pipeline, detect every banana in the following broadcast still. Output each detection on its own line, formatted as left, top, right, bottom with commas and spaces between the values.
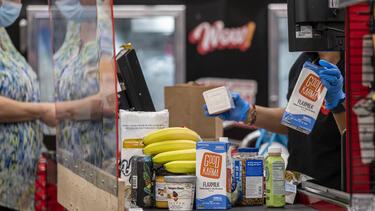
143, 140, 196, 155
152, 149, 196, 164
143, 127, 200, 146
164, 161, 196, 173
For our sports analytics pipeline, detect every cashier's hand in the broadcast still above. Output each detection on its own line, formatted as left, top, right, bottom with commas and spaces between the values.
203, 93, 250, 122
318, 60, 345, 110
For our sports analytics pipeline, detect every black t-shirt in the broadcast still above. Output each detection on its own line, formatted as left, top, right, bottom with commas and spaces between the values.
286, 52, 344, 190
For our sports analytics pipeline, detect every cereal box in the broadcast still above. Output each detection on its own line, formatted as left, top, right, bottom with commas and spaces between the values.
196, 142, 231, 210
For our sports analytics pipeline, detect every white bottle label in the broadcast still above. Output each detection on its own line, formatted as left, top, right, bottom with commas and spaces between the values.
271, 161, 285, 195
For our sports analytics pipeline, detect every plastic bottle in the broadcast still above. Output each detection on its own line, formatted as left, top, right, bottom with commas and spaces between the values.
265, 147, 285, 207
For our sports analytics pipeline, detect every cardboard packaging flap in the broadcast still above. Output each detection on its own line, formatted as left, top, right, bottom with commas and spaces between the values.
165, 82, 223, 140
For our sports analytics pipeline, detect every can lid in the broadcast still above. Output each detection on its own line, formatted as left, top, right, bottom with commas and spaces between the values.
268, 147, 282, 154
238, 148, 258, 153
164, 175, 196, 183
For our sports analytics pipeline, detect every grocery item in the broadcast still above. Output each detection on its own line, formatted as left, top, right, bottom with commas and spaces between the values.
120, 139, 144, 208
143, 127, 200, 145
285, 183, 297, 204
234, 148, 264, 206
165, 83, 223, 140
155, 169, 169, 209
281, 62, 327, 134
196, 142, 231, 210
164, 175, 197, 211
120, 140, 144, 179
131, 155, 154, 208
119, 110, 169, 147
165, 161, 196, 174
265, 147, 285, 208
285, 170, 299, 204
203, 86, 235, 115
144, 140, 196, 155
231, 159, 242, 205
119, 109, 168, 208
153, 149, 196, 164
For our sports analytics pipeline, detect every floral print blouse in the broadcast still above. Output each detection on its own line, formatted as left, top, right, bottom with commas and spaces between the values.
0, 28, 41, 211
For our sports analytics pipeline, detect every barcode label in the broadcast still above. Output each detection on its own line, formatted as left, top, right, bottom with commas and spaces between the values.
132, 176, 138, 189
296, 25, 313, 39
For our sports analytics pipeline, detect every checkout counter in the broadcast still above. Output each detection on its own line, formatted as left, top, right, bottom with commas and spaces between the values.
26, 0, 375, 210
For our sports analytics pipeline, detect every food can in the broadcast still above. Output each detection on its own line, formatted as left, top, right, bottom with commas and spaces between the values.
131, 155, 154, 208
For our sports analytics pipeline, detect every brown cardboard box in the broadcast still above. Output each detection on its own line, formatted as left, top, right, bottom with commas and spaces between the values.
164, 82, 223, 140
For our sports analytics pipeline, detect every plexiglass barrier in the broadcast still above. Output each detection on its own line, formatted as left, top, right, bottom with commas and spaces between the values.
49, 0, 118, 184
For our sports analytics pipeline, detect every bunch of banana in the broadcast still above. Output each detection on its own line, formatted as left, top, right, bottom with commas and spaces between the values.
143, 127, 200, 173
152, 149, 196, 164
143, 127, 200, 145
143, 140, 196, 155
165, 161, 196, 174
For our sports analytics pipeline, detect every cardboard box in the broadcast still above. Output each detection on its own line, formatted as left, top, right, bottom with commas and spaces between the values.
165, 82, 223, 140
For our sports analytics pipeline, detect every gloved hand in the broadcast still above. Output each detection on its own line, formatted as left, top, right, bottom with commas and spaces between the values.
318, 60, 345, 110
203, 93, 250, 122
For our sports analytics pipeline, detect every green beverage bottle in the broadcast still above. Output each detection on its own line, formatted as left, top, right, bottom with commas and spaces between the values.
265, 147, 285, 207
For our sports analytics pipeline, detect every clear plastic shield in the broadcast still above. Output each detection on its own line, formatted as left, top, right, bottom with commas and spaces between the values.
50, 0, 118, 179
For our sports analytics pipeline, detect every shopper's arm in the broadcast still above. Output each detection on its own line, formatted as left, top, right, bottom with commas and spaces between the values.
252, 106, 289, 135
0, 96, 56, 126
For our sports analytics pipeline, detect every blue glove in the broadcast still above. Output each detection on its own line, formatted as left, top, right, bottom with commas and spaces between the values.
203, 93, 250, 122
318, 60, 345, 110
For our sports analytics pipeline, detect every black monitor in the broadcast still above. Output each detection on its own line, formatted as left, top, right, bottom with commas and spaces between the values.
288, 0, 345, 52
116, 48, 155, 112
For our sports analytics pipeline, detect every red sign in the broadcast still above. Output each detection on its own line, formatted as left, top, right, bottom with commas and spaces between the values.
189, 20, 256, 55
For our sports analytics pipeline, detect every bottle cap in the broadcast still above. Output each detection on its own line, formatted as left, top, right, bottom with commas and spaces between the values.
268, 147, 282, 154
238, 148, 259, 153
